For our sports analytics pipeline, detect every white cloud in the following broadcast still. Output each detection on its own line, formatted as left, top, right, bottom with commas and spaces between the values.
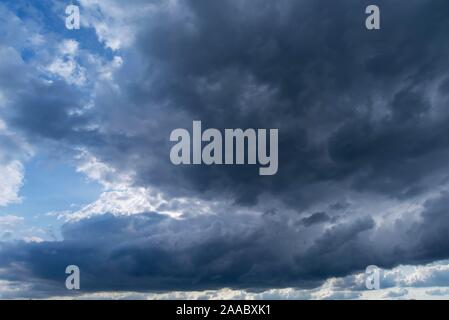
0, 280, 33, 300
426, 288, 449, 296
63, 151, 236, 220
22, 236, 45, 243
383, 288, 409, 299
0, 120, 31, 208
69, 188, 156, 220
46, 39, 87, 86
78, 0, 143, 50
395, 262, 449, 288
0, 161, 24, 207
78, 0, 183, 50
0, 215, 24, 227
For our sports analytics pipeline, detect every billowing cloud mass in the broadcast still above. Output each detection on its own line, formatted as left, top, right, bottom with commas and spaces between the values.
0, 119, 30, 207
2, 0, 449, 299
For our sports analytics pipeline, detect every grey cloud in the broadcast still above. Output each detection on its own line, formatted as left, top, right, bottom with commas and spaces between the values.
300, 212, 331, 227
321, 291, 361, 300
1, 190, 449, 296
73, 0, 449, 208
425, 288, 449, 297
383, 288, 408, 299
7, 0, 449, 206
4, 0, 449, 298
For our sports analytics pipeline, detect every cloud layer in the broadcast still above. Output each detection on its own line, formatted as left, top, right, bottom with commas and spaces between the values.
2, 0, 449, 298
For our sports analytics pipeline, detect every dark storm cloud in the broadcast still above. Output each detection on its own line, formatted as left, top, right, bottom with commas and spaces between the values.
0, 211, 375, 293
300, 212, 331, 227
7, 0, 449, 205
4, 0, 449, 296
0, 48, 101, 148
9, 80, 99, 143
56, 0, 449, 208
408, 192, 449, 262
0, 212, 308, 293
2, 189, 449, 296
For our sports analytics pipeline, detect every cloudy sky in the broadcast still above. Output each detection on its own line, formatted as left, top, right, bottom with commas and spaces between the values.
2, 0, 449, 300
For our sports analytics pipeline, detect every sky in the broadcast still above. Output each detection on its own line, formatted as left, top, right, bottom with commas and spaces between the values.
2, 0, 449, 300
